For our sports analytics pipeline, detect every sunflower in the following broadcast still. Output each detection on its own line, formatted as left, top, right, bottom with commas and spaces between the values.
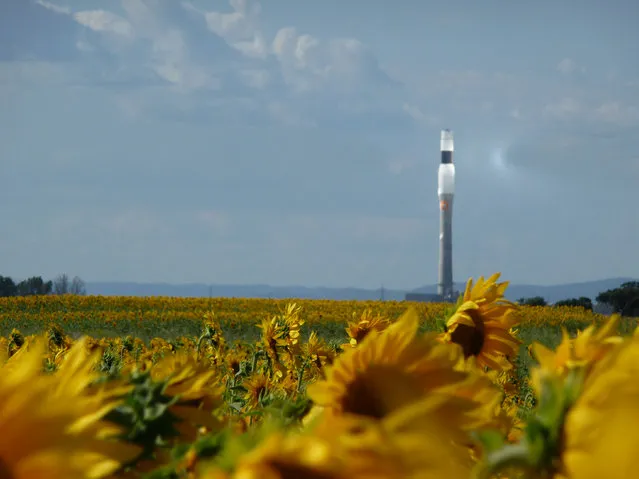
225, 345, 250, 377
0, 337, 140, 479
310, 398, 477, 479
303, 331, 335, 377
341, 309, 390, 349
227, 432, 345, 479
275, 368, 300, 398
280, 302, 304, 350
559, 335, 639, 479
242, 372, 272, 411
257, 317, 288, 367
530, 314, 623, 379
150, 352, 225, 440
441, 273, 521, 370
479, 329, 639, 479
306, 307, 498, 433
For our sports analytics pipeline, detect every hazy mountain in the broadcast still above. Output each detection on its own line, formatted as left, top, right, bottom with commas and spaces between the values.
85, 277, 637, 304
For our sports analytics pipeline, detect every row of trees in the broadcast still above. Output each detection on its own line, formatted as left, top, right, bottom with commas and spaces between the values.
0, 273, 86, 297
518, 281, 639, 317
517, 296, 594, 310
2, 273, 637, 316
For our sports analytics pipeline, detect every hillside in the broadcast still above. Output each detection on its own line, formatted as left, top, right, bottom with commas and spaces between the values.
85, 277, 637, 304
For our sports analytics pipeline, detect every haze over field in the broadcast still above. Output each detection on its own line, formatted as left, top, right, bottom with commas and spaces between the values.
82, 277, 635, 305
2, 0, 638, 290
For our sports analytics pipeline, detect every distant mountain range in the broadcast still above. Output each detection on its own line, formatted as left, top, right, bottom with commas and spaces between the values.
85, 277, 637, 304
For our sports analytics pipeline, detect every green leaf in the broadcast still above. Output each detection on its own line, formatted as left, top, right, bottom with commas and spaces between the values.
227, 402, 244, 412
473, 429, 506, 454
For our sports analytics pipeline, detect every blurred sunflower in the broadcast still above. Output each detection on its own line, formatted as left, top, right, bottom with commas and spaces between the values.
151, 352, 225, 440
225, 432, 345, 479
257, 317, 288, 373
280, 302, 304, 350
304, 331, 335, 377
0, 337, 140, 479
312, 397, 478, 479
341, 309, 390, 349
441, 273, 521, 370
306, 307, 497, 434
530, 314, 623, 378
225, 343, 249, 377
481, 329, 639, 479
559, 335, 639, 479
242, 372, 272, 410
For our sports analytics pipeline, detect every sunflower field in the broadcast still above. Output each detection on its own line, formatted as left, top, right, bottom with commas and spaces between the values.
0, 273, 638, 478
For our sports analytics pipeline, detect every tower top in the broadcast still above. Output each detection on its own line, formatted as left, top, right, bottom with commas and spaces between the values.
440, 129, 454, 152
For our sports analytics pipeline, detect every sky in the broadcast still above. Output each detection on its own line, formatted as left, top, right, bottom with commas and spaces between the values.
1, 0, 638, 289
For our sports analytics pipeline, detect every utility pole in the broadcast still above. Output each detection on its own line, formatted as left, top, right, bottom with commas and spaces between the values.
380, 284, 385, 301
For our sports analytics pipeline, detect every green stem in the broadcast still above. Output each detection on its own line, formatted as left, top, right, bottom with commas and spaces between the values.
476, 442, 535, 479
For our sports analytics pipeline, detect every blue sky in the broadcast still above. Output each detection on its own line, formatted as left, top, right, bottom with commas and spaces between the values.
2, 0, 638, 288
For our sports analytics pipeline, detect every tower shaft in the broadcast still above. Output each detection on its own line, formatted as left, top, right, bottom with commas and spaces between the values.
437, 129, 455, 301
437, 193, 454, 298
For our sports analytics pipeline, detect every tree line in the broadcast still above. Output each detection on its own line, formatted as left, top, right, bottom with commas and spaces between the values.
2, 273, 637, 316
518, 281, 639, 317
0, 273, 86, 297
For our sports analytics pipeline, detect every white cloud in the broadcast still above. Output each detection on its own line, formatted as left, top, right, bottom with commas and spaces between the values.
402, 102, 424, 121
233, 35, 269, 59
0, 61, 80, 86
73, 10, 135, 38
188, 0, 391, 92
268, 101, 316, 127
543, 97, 582, 119
591, 101, 639, 126
75, 41, 95, 52
99, 209, 170, 238
149, 28, 214, 90
195, 0, 268, 58
557, 57, 577, 75
42, 0, 220, 91
542, 96, 639, 127
194, 210, 231, 235
387, 157, 417, 175
202, 0, 260, 40
35, 0, 70, 15
239, 69, 270, 89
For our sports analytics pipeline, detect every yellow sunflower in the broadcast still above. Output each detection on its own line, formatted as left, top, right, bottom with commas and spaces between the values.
560, 335, 639, 479
311, 398, 478, 479
306, 307, 498, 433
256, 317, 288, 374
441, 273, 521, 370
530, 314, 623, 379
0, 337, 140, 479
226, 432, 345, 479
150, 352, 225, 440
242, 372, 272, 411
303, 331, 335, 378
341, 309, 390, 349
482, 329, 639, 479
225, 345, 250, 377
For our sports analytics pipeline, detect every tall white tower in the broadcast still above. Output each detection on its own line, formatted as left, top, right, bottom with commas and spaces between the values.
437, 129, 455, 299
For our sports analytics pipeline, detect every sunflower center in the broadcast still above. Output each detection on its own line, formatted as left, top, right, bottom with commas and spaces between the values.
450, 309, 485, 358
0, 457, 13, 479
341, 373, 389, 419
268, 461, 336, 479
230, 360, 241, 374
353, 327, 371, 343
339, 366, 423, 420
